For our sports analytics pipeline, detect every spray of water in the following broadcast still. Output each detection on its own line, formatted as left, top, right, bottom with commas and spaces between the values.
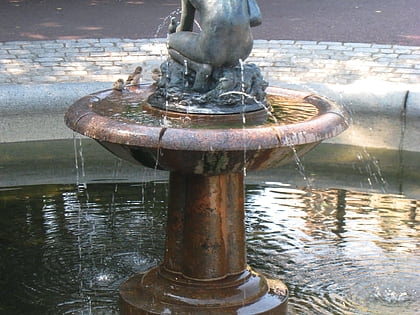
153, 8, 181, 38
110, 158, 123, 224
355, 148, 387, 193
238, 59, 248, 176
73, 133, 87, 191
73, 133, 80, 186
289, 144, 312, 190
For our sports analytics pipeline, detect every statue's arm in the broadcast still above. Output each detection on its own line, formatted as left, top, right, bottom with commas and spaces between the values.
247, 0, 262, 27
177, 0, 196, 32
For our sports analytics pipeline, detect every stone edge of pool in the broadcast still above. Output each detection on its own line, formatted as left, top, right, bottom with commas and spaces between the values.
0, 81, 419, 152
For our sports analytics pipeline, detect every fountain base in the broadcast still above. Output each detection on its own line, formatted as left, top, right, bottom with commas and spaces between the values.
120, 267, 288, 314
119, 172, 288, 314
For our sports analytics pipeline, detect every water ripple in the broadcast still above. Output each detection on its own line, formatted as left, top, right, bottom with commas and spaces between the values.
0, 182, 418, 314
246, 182, 419, 314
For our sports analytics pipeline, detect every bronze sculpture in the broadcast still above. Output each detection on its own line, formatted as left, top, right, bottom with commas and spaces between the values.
168, 0, 262, 92
148, 0, 267, 113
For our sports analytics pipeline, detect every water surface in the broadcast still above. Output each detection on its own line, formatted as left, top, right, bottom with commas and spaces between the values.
1, 180, 418, 314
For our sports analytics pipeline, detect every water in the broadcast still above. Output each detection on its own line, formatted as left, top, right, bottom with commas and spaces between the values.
153, 8, 181, 38
91, 87, 320, 129
0, 182, 166, 315
1, 182, 418, 314
0, 140, 419, 314
246, 184, 419, 315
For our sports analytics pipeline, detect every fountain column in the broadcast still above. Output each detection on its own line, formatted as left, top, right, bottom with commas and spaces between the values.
164, 172, 246, 279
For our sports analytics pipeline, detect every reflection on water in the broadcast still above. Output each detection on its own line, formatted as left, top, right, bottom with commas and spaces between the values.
246, 183, 419, 314
0, 181, 418, 314
266, 94, 319, 125
91, 90, 319, 129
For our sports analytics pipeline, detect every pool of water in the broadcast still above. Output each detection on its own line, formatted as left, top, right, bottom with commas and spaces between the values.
89, 87, 322, 129
0, 140, 419, 314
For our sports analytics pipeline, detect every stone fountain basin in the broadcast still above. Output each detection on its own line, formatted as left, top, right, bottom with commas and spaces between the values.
65, 85, 350, 175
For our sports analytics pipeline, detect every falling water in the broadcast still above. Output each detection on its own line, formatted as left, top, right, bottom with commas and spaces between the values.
354, 148, 387, 193
183, 59, 190, 92
76, 179, 93, 314
290, 144, 312, 190
73, 133, 80, 186
293, 84, 387, 193
153, 8, 181, 38
73, 133, 87, 192
239, 59, 246, 112
239, 59, 248, 176
110, 159, 123, 216
157, 56, 173, 128
71, 135, 102, 313
183, 59, 188, 76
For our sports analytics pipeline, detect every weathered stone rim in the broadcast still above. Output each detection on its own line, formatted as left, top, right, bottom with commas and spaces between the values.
65, 85, 350, 152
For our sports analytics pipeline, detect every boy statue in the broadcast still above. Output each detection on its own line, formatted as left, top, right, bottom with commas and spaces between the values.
168, 0, 262, 92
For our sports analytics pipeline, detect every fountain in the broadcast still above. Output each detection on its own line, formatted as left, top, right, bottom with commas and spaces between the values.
65, 0, 350, 314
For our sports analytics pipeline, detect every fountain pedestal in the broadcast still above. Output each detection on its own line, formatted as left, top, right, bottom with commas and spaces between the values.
63, 0, 351, 310
64, 85, 350, 315
120, 172, 288, 314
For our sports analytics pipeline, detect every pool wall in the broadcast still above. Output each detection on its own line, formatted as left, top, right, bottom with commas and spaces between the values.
1, 139, 419, 199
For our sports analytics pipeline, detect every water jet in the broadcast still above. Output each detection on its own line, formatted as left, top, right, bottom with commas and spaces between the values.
65, 1, 350, 313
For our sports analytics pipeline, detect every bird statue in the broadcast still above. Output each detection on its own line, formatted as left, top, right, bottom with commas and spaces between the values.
112, 78, 125, 91
126, 66, 143, 85
151, 68, 162, 85
168, 17, 178, 34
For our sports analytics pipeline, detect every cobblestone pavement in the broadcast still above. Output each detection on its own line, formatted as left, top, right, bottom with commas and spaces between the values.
1, 38, 419, 86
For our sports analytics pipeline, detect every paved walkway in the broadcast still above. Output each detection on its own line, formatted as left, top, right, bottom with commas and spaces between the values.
1, 38, 419, 86
1, 0, 419, 46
